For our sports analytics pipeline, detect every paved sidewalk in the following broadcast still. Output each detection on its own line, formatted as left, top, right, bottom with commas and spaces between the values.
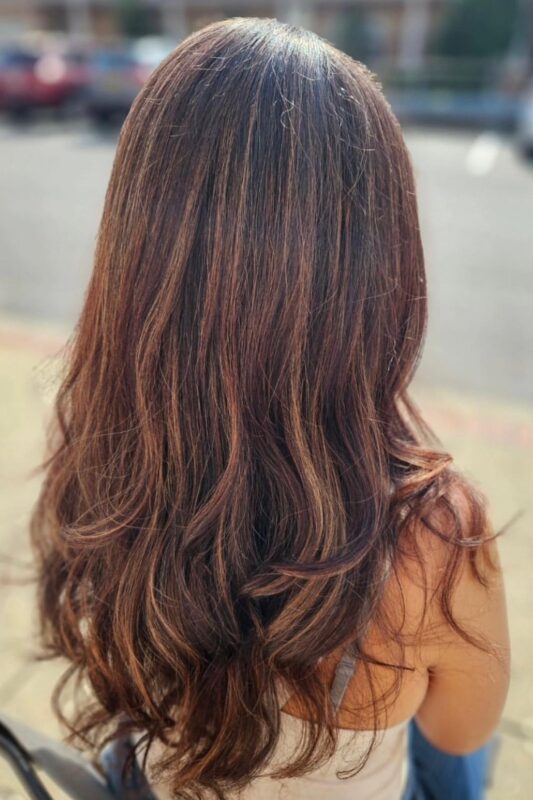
0, 315, 531, 798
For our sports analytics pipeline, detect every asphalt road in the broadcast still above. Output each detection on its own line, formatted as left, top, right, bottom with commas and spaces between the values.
0, 118, 532, 403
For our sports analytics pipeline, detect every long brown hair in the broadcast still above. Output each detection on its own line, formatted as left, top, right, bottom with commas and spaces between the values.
31, 16, 497, 799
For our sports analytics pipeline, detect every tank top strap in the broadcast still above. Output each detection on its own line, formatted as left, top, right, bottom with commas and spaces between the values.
328, 551, 394, 713
329, 640, 358, 713
275, 640, 359, 716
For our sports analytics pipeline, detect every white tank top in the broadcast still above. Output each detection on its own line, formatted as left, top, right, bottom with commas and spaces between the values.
233, 713, 409, 800
146, 647, 409, 800
230, 667, 409, 800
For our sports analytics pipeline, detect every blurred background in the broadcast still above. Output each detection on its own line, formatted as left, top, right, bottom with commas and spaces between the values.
0, 1, 532, 798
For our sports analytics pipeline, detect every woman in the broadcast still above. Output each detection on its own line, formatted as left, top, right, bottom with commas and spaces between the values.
31, 16, 510, 800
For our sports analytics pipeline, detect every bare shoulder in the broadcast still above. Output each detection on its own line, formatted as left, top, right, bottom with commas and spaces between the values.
291, 473, 510, 738
347, 474, 505, 659
393, 476, 506, 636
391, 473, 511, 752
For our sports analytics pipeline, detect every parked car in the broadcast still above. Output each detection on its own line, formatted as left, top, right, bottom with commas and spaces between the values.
388, 88, 519, 131
85, 37, 175, 124
0, 46, 39, 114
0, 43, 90, 116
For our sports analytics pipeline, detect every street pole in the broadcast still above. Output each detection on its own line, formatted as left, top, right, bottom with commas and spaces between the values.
160, 0, 189, 41
274, 0, 315, 29
503, 0, 533, 90
65, 0, 92, 38
398, 0, 431, 70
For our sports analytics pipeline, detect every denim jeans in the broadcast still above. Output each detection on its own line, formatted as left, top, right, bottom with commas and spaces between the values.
402, 719, 500, 800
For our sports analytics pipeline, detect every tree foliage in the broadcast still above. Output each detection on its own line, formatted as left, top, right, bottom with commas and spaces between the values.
432, 0, 520, 59
116, 0, 157, 38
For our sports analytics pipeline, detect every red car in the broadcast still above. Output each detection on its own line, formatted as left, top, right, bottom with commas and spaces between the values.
0, 44, 90, 115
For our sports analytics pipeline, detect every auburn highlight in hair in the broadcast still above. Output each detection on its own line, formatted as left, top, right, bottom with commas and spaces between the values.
31, 16, 496, 800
